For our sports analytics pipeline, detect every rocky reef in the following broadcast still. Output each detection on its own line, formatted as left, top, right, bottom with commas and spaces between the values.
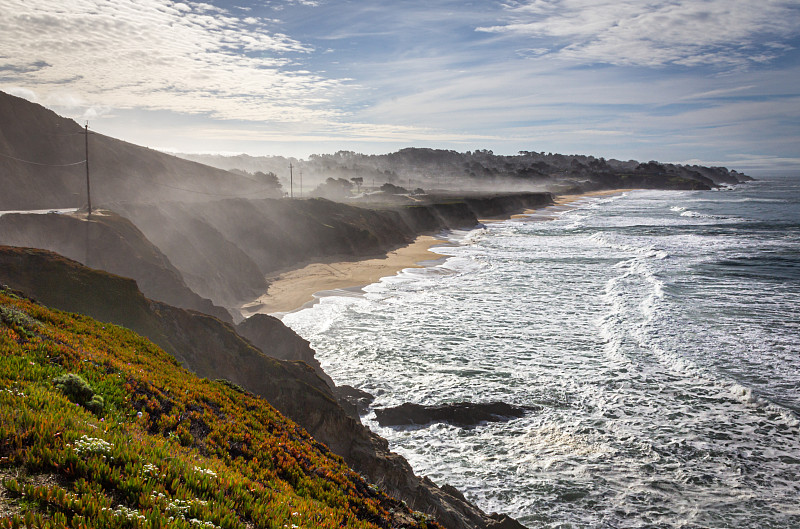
375, 401, 537, 428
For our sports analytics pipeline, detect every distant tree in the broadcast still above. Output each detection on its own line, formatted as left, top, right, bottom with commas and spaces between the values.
311, 177, 353, 200
350, 177, 364, 193
254, 171, 281, 190
230, 168, 281, 196
380, 182, 409, 194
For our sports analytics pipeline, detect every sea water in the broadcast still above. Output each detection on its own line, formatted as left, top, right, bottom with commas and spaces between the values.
282, 176, 800, 529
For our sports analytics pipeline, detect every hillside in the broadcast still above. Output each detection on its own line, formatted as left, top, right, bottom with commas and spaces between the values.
0, 91, 280, 211
0, 285, 438, 529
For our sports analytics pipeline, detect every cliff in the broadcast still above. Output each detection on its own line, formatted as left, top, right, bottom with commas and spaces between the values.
0, 247, 523, 529
0, 209, 232, 322
112, 193, 553, 313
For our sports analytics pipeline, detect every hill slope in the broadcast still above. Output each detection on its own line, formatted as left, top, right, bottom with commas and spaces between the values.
0, 286, 437, 529
0, 90, 279, 211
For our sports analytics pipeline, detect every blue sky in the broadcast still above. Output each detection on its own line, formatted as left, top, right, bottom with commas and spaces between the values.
2, 0, 799, 174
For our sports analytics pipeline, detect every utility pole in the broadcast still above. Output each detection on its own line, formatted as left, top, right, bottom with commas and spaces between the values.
85, 122, 92, 219
299, 170, 303, 198
289, 162, 294, 199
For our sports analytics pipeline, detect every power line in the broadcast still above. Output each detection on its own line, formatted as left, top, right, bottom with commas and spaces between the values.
42, 131, 90, 137
144, 178, 282, 198
85, 123, 92, 219
0, 134, 277, 199
0, 151, 86, 167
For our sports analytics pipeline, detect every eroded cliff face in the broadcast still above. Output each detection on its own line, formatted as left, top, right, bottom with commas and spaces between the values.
236, 313, 336, 389
113, 193, 553, 313
0, 246, 523, 529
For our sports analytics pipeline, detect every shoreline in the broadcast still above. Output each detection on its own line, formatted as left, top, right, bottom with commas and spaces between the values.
240, 235, 453, 317
239, 188, 635, 317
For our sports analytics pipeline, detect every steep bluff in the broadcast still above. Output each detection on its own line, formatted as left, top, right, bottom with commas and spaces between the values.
236, 313, 335, 389
113, 193, 553, 313
0, 288, 441, 529
0, 246, 523, 529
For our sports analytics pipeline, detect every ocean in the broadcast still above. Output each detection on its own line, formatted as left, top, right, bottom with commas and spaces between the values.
282, 176, 800, 529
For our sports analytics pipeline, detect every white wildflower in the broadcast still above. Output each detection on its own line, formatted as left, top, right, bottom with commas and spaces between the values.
193, 466, 217, 478
71, 435, 113, 456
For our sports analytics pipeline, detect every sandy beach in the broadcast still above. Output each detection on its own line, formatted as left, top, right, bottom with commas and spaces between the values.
240, 235, 451, 316
240, 189, 635, 316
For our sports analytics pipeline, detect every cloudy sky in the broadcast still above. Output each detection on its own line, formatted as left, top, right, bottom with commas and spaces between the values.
2, 0, 799, 174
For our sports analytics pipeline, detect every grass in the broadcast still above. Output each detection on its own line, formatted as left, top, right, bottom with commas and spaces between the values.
0, 287, 438, 529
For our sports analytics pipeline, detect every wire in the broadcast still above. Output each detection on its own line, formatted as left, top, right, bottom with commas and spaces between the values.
0, 149, 277, 197
41, 131, 89, 137
0, 151, 86, 167
146, 179, 282, 198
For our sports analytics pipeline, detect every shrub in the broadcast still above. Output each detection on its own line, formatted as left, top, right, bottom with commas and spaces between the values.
54, 373, 104, 415
85, 394, 105, 415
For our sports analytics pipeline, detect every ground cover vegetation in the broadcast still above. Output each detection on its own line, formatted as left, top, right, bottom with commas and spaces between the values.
0, 287, 437, 529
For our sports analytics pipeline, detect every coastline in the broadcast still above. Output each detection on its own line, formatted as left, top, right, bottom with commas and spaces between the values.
240, 235, 452, 317
240, 188, 635, 317
508, 188, 636, 220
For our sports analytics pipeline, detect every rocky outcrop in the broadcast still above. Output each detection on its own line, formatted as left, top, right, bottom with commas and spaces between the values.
0, 210, 232, 322
375, 401, 535, 428
333, 385, 376, 416
236, 313, 335, 390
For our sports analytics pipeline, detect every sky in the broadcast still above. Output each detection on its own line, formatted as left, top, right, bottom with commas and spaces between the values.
2, 0, 799, 175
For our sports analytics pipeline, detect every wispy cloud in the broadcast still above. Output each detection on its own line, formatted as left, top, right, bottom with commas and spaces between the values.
1, 0, 798, 172
477, 0, 800, 69
0, 0, 343, 122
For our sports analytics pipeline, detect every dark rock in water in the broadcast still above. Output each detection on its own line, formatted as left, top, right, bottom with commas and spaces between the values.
375, 401, 535, 428
332, 385, 375, 416
487, 513, 529, 529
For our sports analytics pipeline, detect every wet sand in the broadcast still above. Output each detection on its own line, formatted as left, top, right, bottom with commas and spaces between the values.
240, 189, 635, 317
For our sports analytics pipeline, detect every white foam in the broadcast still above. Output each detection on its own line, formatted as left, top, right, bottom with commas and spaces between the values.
280, 185, 800, 528
0, 208, 78, 218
